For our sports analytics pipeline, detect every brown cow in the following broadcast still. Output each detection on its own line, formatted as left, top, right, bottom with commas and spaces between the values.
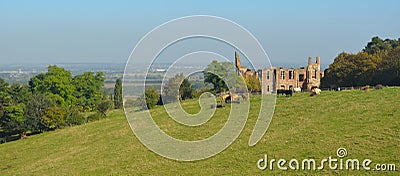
361, 85, 370, 91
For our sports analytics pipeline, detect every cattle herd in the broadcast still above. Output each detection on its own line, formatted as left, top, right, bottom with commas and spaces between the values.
213, 84, 384, 109
277, 87, 321, 97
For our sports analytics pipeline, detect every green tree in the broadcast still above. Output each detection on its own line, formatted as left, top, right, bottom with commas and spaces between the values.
322, 37, 400, 87
161, 73, 196, 103
204, 61, 229, 93
363, 36, 391, 55
322, 52, 380, 87
0, 78, 9, 119
113, 78, 123, 109
29, 65, 76, 106
24, 93, 55, 132
0, 97, 26, 138
145, 87, 159, 109
179, 78, 195, 100
245, 74, 261, 93
0, 78, 8, 92
72, 72, 105, 111
363, 36, 400, 56
8, 84, 32, 104
204, 61, 246, 93
162, 73, 184, 104
376, 46, 400, 85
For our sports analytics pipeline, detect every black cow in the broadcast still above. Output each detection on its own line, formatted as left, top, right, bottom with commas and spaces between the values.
277, 89, 293, 96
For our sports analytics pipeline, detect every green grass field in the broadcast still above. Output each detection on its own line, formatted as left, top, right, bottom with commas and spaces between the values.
0, 88, 399, 175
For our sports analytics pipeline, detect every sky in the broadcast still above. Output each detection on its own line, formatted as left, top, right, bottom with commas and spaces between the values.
1, 0, 399, 69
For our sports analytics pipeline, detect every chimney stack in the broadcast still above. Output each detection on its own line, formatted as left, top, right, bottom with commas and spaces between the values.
316, 56, 320, 64
308, 56, 312, 65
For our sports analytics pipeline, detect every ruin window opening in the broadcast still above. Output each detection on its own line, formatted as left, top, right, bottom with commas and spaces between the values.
289, 70, 294, 79
299, 74, 304, 81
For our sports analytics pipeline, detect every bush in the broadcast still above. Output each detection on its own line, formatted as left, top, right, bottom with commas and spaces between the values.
65, 112, 86, 126
86, 113, 105, 122
97, 100, 113, 116
40, 107, 66, 130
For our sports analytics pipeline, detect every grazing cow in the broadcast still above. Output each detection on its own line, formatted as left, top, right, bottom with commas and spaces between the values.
375, 84, 384, 90
310, 88, 321, 96
241, 93, 248, 101
293, 87, 301, 93
221, 93, 240, 103
277, 89, 293, 96
361, 85, 370, 91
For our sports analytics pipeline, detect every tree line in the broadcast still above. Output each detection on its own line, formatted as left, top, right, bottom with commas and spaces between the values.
0, 65, 123, 143
139, 73, 197, 110
142, 60, 258, 110
322, 37, 400, 87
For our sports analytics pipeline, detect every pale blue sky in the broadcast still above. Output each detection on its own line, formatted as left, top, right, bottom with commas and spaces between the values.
1, 0, 399, 69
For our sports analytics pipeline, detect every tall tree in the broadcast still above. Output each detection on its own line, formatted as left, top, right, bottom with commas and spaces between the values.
322, 52, 380, 87
179, 78, 195, 100
161, 73, 196, 103
204, 61, 229, 93
376, 46, 400, 85
72, 72, 105, 111
162, 73, 185, 104
113, 78, 123, 109
0, 78, 8, 92
24, 93, 55, 132
0, 78, 9, 119
8, 84, 32, 104
29, 65, 76, 106
245, 74, 261, 93
145, 87, 159, 109
363, 36, 391, 55
204, 61, 246, 93
0, 95, 26, 138
322, 37, 400, 87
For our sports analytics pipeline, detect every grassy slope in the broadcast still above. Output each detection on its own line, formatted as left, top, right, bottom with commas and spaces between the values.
0, 88, 399, 175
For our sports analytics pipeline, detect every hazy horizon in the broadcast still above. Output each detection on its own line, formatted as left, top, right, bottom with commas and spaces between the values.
1, 1, 399, 70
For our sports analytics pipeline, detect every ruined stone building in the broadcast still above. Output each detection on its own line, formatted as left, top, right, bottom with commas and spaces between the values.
235, 51, 256, 78
234, 51, 324, 93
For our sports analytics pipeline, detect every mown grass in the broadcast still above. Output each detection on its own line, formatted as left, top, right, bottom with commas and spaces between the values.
0, 88, 399, 175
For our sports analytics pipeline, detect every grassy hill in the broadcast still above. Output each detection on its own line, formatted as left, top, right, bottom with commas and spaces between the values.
0, 88, 399, 175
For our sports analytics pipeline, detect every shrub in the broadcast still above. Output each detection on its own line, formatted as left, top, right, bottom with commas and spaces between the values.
65, 111, 86, 126
40, 107, 66, 130
86, 113, 105, 122
97, 100, 113, 116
